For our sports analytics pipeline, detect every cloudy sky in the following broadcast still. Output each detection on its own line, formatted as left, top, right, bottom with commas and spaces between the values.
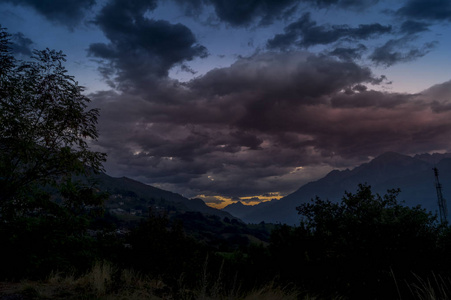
2, 0, 451, 208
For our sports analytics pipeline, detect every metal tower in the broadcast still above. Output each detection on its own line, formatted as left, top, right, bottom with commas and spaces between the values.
433, 167, 448, 223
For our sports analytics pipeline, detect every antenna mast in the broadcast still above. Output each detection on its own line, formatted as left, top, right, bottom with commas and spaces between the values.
433, 167, 448, 223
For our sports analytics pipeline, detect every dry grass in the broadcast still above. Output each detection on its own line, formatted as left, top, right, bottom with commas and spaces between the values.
405, 274, 451, 300
0, 262, 344, 300
242, 283, 299, 300
0, 262, 164, 299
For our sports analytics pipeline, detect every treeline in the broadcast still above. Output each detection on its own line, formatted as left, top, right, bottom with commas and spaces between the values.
3, 183, 451, 299
264, 184, 451, 298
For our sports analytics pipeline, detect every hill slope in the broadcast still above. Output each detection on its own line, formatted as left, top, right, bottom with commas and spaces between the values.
89, 172, 234, 219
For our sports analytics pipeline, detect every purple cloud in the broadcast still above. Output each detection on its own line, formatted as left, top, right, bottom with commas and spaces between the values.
90, 52, 451, 199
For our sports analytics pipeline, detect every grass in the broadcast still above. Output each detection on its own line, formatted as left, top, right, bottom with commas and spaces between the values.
405, 273, 451, 300
3, 263, 448, 299
0, 262, 301, 300
0, 262, 163, 299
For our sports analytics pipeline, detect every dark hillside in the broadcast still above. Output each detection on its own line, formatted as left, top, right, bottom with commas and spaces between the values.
89, 172, 235, 220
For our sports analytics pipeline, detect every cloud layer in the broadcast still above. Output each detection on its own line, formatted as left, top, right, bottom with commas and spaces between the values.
397, 0, 451, 22
267, 12, 392, 49
0, 0, 95, 28
88, 0, 207, 90
92, 51, 451, 198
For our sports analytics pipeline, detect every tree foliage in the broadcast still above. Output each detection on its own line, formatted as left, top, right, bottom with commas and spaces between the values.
0, 26, 106, 218
292, 183, 441, 298
0, 27, 107, 279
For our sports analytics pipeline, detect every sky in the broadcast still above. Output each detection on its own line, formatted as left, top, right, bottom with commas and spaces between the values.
2, 0, 451, 208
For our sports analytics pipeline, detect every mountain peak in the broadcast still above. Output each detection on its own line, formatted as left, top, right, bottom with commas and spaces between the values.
190, 198, 205, 205
222, 201, 253, 219
363, 152, 416, 169
372, 151, 411, 162
242, 151, 443, 225
414, 152, 451, 164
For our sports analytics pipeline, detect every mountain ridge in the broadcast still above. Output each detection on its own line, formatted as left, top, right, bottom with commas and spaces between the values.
89, 172, 235, 220
223, 152, 451, 225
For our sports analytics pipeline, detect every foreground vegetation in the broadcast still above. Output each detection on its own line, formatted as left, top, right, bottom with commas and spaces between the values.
0, 262, 302, 300
2, 183, 451, 299
3, 26, 451, 299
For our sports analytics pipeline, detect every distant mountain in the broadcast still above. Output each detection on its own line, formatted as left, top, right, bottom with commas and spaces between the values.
414, 153, 451, 164
222, 201, 249, 219
88, 172, 235, 220
225, 152, 451, 225
222, 200, 277, 221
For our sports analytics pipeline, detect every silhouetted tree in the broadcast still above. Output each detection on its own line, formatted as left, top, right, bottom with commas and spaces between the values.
0, 26, 106, 218
0, 27, 107, 279
295, 183, 440, 298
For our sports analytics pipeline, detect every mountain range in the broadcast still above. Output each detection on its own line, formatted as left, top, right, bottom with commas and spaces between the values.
223, 152, 451, 225
88, 151, 451, 226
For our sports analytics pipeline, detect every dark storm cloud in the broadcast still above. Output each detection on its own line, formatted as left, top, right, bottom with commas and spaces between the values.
172, 0, 203, 17
267, 13, 391, 49
352, 84, 367, 92
0, 0, 95, 28
174, 0, 299, 26
369, 36, 437, 66
330, 90, 412, 109
10, 32, 33, 56
88, 0, 207, 89
188, 52, 374, 103
328, 44, 367, 61
400, 20, 430, 34
174, 0, 379, 27
422, 80, 451, 113
209, 0, 299, 26
95, 0, 158, 21
397, 0, 451, 22
91, 52, 451, 198
302, 0, 378, 9
423, 80, 451, 102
